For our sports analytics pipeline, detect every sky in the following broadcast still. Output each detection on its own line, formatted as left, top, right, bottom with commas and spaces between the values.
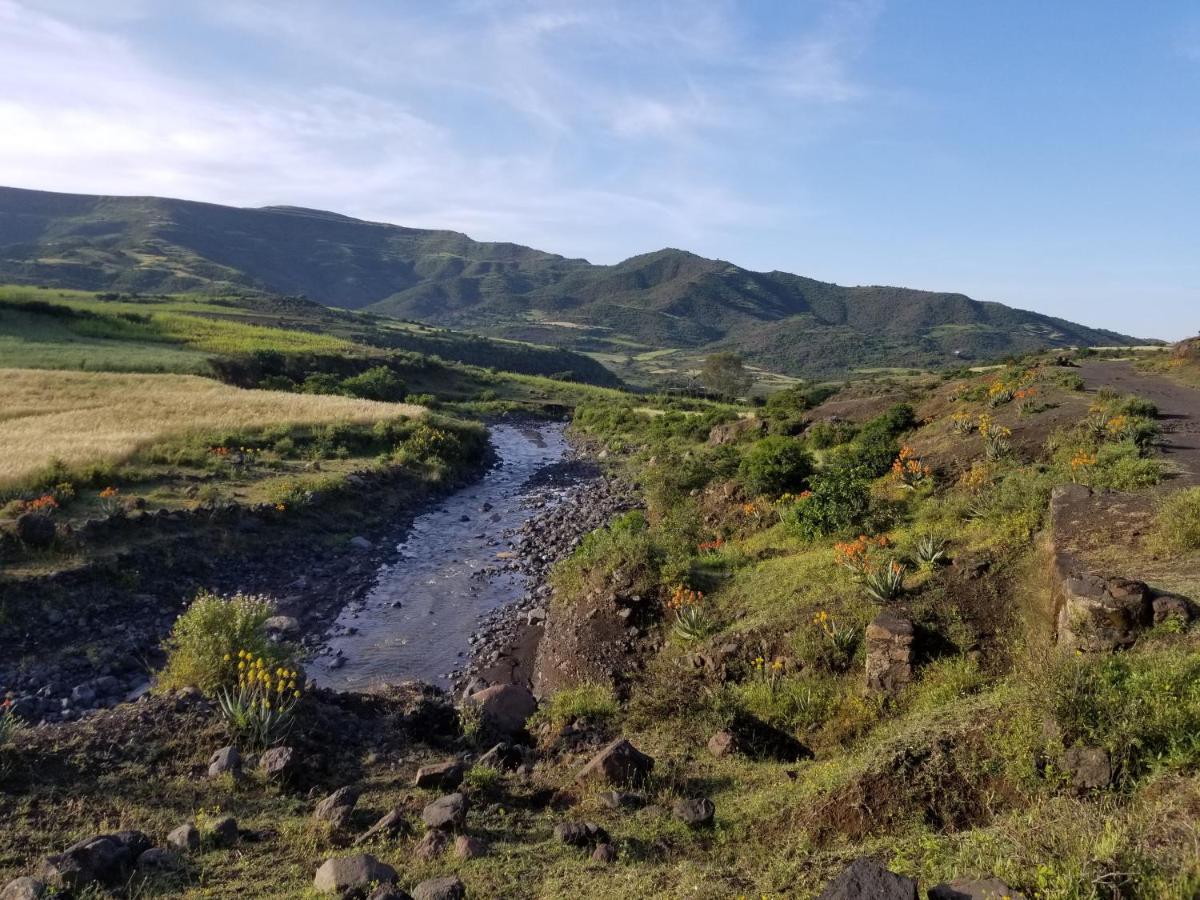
1, 0, 1197, 340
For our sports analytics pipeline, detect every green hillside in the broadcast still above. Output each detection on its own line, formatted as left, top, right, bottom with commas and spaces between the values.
0, 186, 1150, 378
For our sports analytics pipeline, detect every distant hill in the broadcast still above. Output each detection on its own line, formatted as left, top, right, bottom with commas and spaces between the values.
0, 186, 1151, 377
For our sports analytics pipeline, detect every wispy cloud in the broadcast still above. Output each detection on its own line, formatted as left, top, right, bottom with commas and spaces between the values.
0, 0, 881, 261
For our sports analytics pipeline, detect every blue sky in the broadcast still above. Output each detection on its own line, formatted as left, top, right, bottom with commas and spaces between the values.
1, 1, 1196, 339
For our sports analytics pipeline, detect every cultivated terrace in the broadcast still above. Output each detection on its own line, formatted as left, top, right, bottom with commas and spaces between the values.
2, 337, 1200, 898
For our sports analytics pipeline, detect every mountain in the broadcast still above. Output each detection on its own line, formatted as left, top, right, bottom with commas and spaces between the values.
0, 186, 1149, 377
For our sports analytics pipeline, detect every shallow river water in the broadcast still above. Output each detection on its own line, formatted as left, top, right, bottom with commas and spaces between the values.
307, 421, 572, 691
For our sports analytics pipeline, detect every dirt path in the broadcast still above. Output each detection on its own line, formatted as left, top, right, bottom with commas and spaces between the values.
1077, 359, 1200, 485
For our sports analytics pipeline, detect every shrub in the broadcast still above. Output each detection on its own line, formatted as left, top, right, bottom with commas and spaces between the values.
783, 466, 873, 541
551, 510, 660, 600
738, 437, 814, 498
1150, 487, 1200, 552
158, 590, 292, 696
341, 366, 407, 402
805, 420, 858, 449
534, 683, 619, 731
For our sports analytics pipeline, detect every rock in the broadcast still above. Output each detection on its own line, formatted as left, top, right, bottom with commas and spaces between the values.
263, 616, 301, 639
349, 536, 373, 551
575, 737, 654, 786
70, 684, 96, 705
591, 843, 618, 864
465, 684, 537, 737
0, 877, 46, 900
597, 790, 643, 810
553, 821, 609, 847
707, 730, 738, 757
421, 793, 469, 830
315, 786, 360, 828
15, 512, 55, 548
413, 829, 450, 861
137, 848, 182, 871
355, 808, 411, 846
672, 797, 715, 827
260, 745, 298, 781
209, 815, 238, 847
412, 875, 466, 900
929, 878, 1027, 900
167, 823, 200, 852
367, 886, 414, 900
414, 759, 465, 790
707, 417, 766, 445
39, 835, 129, 891
313, 854, 398, 898
1060, 746, 1112, 791
476, 742, 524, 771
816, 858, 918, 900
453, 835, 488, 859
113, 830, 153, 859
208, 745, 242, 778
1057, 574, 1152, 651
1152, 592, 1196, 626
865, 612, 914, 696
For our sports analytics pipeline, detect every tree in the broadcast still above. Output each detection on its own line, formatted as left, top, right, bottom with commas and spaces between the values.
700, 352, 753, 399
738, 436, 814, 498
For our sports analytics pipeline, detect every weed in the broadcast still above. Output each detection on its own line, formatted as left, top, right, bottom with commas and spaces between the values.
1149, 487, 1200, 552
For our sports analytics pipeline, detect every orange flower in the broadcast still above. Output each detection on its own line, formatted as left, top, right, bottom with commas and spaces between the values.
99, 486, 119, 499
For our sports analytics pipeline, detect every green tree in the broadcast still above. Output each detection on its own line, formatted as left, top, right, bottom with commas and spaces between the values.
700, 352, 753, 399
738, 436, 815, 498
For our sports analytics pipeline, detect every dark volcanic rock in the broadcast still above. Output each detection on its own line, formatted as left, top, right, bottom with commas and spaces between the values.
816, 858, 918, 900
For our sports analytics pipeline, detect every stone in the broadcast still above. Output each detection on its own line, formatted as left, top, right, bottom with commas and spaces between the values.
412, 875, 466, 900
672, 797, 715, 827
476, 742, 524, 771
865, 612, 914, 696
413, 829, 450, 861
928, 878, 1027, 900
367, 886, 414, 900
349, 536, 373, 551
15, 512, 55, 548
315, 786, 360, 827
167, 823, 200, 852
453, 835, 488, 859
208, 745, 241, 778
313, 854, 398, 898
137, 848, 182, 871
113, 830, 152, 860
575, 737, 655, 786
465, 684, 537, 737
209, 815, 239, 847
1057, 575, 1152, 651
39, 835, 129, 892
816, 858, 918, 900
0, 877, 46, 900
259, 746, 298, 780
421, 793, 469, 830
1060, 746, 1112, 791
591, 843, 618, 864
707, 730, 738, 757
597, 790, 643, 810
414, 759, 465, 790
553, 821, 609, 847
263, 615, 301, 638
354, 808, 411, 846
1152, 593, 1195, 626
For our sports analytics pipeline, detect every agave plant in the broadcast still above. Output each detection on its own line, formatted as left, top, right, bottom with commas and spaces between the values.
862, 558, 906, 602
673, 605, 716, 644
912, 533, 948, 569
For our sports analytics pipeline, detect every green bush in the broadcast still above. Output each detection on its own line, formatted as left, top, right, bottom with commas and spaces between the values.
341, 366, 407, 402
1088, 442, 1163, 491
158, 590, 293, 696
551, 510, 660, 601
805, 420, 858, 450
1150, 487, 1200, 552
533, 682, 619, 731
738, 436, 814, 498
783, 466, 873, 540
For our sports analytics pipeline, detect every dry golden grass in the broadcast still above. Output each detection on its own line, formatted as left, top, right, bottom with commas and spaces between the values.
0, 368, 424, 486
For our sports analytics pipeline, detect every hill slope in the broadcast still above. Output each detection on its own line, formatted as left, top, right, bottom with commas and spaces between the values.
0, 186, 1148, 377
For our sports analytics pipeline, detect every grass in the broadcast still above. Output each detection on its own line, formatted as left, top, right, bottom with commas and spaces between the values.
0, 368, 423, 489
1150, 487, 1200, 552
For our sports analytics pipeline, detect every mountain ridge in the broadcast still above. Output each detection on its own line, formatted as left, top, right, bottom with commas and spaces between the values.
0, 185, 1151, 377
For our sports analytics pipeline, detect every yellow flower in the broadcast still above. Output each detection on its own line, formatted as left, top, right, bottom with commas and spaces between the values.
294, 690, 301, 698
223, 653, 231, 662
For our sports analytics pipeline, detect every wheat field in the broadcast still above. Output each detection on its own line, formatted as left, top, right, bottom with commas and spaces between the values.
0, 368, 424, 487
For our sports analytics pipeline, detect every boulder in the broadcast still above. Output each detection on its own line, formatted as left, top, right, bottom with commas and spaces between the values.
412, 876, 466, 900
477, 742, 524, 771
315, 786, 360, 828
0, 877, 46, 900
313, 854, 398, 898
209, 815, 239, 847
421, 793, 469, 830
553, 821, 609, 847
591, 843, 618, 864
263, 615, 301, 639
39, 835, 129, 892
367, 886, 414, 900
413, 829, 450, 861
575, 738, 654, 786
208, 745, 242, 779
137, 848, 182, 871
354, 808, 411, 846
1152, 593, 1196, 626
167, 823, 200, 852
672, 797, 715, 827
454, 835, 488, 859
414, 759, 465, 790
929, 878, 1027, 900
597, 790, 643, 810
465, 684, 537, 737
259, 746, 298, 781
349, 536, 373, 551
707, 730, 738, 757
1057, 575, 1151, 651
816, 858, 918, 900
1060, 746, 1112, 792
865, 612, 914, 696
112, 830, 152, 860
15, 512, 55, 548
